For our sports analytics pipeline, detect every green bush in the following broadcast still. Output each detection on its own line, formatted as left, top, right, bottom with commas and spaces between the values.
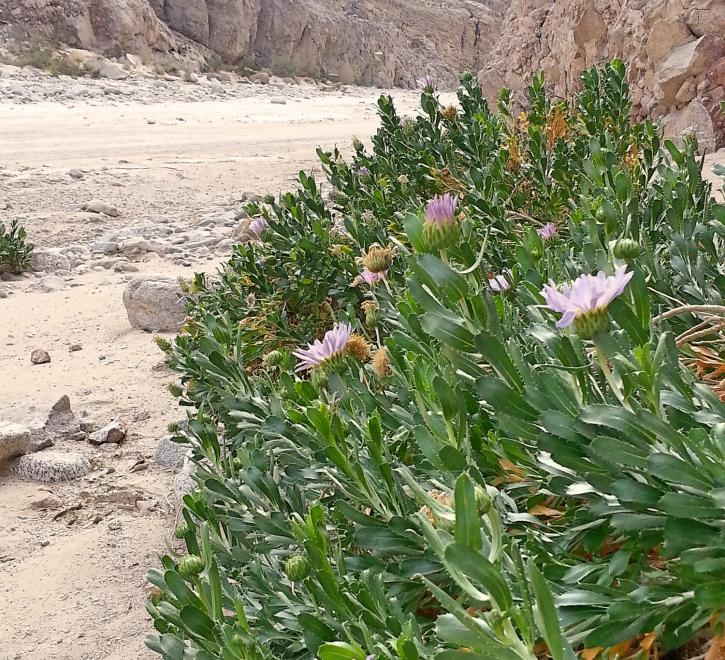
147, 62, 725, 659
0, 220, 33, 274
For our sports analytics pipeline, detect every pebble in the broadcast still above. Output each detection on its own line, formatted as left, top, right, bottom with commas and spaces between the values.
69, 343, 83, 352
31, 349, 51, 365
84, 199, 119, 217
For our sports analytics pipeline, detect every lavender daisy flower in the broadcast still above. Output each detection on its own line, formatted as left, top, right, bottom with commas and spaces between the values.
361, 268, 387, 285
248, 217, 267, 240
537, 222, 557, 241
356, 166, 370, 176
540, 266, 634, 338
418, 74, 435, 89
488, 269, 512, 292
293, 323, 353, 372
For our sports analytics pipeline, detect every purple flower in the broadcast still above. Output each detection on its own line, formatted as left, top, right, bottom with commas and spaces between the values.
537, 222, 557, 241
293, 323, 353, 372
418, 75, 435, 89
488, 269, 512, 292
248, 217, 267, 239
425, 194, 458, 226
361, 269, 387, 285
540, 266, 634, 329
356, 166, 370, 176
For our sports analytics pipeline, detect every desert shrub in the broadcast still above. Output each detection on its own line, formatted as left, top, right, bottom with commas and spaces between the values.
147, 62, 725, 659
0, 220, 33, 274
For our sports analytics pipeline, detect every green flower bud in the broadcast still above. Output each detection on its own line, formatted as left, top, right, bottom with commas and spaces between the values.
365, 308, 379, 328
284, 554, 311, 582
475, 486, 492, 514
613, 238, 640, 261
178, 554, 204, 577
174, 522, 190, 539
423, 220, 459, 252
310, 367, 330, 391
573, 307, 610, 340
166, 383, 183, 398
265, 350, 284, 367
154, 336, 172, 353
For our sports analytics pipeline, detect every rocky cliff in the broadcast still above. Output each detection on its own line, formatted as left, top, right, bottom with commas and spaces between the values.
0, 0, 503, 88
479, 0, 724, 149
2, 0, 723, 147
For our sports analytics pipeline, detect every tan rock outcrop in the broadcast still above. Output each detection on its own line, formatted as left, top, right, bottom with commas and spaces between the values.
480, 0, 724, 149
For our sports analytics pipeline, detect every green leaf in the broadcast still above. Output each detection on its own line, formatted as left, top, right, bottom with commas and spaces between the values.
445, 543, 512, 611
648, 453, 713, 491
434, 375, 459, 422
317, 642, 367, 660
416, 253, 469, 302
421, 313, 478, 352
454, 474, 481, 551
528, 562, 576, 660
180, 605, 215, 640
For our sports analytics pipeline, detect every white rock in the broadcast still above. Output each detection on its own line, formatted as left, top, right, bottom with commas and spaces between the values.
30, 249, 71, 273
11, 451, 91, 482
99, 61, 128, 80
0, 423, 31, 463
40, 275, 66, 292
89, 419, 127, 445
83, 199, 119, 217
154, 435, 189, 469
209, 78, 225, 94
122, 275, 186, 332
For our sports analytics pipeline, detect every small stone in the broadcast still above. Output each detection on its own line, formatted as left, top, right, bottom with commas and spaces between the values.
250, 71, 270, 84
40, 540, 50, 547
31, 495, 62, 510
270, 97, 287, 105
11, 451, 91, 482
209, 78, 225, 94
31, 349, 51, 365
68, 169, 84, 179
89, 420, 127, 445
108, 519, 122, 531
83, 199, 119, 217
69, 343, 83, 352
40, 275, 66, 292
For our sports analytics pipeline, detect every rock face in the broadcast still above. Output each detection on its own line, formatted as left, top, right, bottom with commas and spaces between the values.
479, 0, 724, 149
0, 0, 504, 88
123, 275, 186, 332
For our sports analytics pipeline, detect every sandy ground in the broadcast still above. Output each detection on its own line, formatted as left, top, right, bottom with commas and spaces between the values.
0, 72, 424, 660
0, 66, 723, 660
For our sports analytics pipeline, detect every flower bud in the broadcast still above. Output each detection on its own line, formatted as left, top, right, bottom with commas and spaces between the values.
154, 336, 172, 353
174, 522, 190, 539
166, 383, 183, 398
284, 554, 311, 582
178, 554, 204, 577
475, 486, 492, 514
423, 220, 459, 252
265, 350, 284, 367
613, 238, 640, 261
573, 307, 610, 340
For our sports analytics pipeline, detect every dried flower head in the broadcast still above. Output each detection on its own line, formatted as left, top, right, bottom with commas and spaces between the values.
442, 105, 458, 121
398, 174, 409, 186
540, 266, 633, 338
293, 323, 353, 372
345, 334, 370, 362
546, 105, 569, 150
372, 347, 391, 378
362, 244, 394, 273
362, 209, 374, 224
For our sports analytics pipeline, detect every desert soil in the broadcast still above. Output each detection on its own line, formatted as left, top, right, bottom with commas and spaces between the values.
0, 65, 722, 660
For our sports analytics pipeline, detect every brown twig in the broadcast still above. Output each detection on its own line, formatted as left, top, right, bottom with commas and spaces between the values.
653, 305, 725, 324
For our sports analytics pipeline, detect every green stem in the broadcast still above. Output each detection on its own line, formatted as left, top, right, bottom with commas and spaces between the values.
595, 347, 632, 412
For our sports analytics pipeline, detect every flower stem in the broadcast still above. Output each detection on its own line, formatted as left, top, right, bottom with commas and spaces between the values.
594, 347, 632, 412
